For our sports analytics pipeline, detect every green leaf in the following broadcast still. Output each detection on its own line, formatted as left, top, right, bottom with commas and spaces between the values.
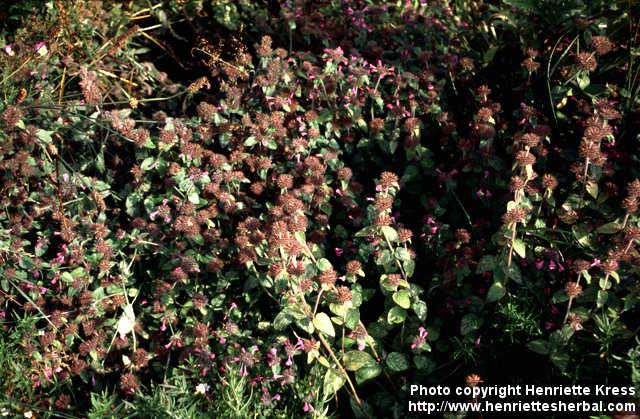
36, 129, 54, 144
387, 306, 406, 324
550, 352, 569, 371
597, 221, 622, 234
503, 0, 535, 11
412, 300, 427, 321
392, 290, 411, 309
343, 351, 375, 371
61, 272, 74, 284
476, 255, 496, 273
572, 224, 591, 248
527, 340, 550, 355
323, 368, 346, 397
506, 265, 522, 284
486, 282, 506, 303
377, 250, 393, 267
296, 317, 315, 334
381, 226, 398, 242
140, 157, 154, 171
395, 248, 411, 262
345, 309, 360, 329
355, 364, 382, 384
273, 311, 292, 330
403, 259, 415, 277
313, 312, 335, 337
188, 191, 200, 204
386, 352, 409, 372
596, 290, 608, 308
586, 180, 598, 199
317, 258, 333, 272
576, 72, 590, 90
611, 271, 620, 284
512, 239, 526, 259
460, 314, 482, 335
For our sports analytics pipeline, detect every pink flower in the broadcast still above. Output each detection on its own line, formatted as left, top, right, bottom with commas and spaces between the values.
411, 326, 429, 350
266, 347, 279, 367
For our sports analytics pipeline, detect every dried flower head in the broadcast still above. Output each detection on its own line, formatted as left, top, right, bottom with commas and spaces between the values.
378, 172, 399, 190
601, 259, 618, 274
576, 51, 597, 72
573, 259, 592, 274
502, 207, 527, 226
318, 269, 337, 286
276, 173, 294, 190
2, 106, 23, 129
522, 57, 540, 73
521, 133, 540, 148
622, 197, 639, 214
386, 274, 402, 287
565, 281, 583, 298
398, 228, 413, 243
119, 373, 139, 395
465, 374, 483, 387
455, 228, 471, 244
541, 174, 558, 190
79, 67, 103, 107
627, 180, 640, 199
515, 150, 536, 167
346, 260, 362, 275
509, 176, 525, 192
591, 36, 613, 55
569, 314, 583, 331
335, 286, 352, 303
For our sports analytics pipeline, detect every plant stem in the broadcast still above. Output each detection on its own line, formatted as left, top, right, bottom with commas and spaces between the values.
318, 334, 364, 409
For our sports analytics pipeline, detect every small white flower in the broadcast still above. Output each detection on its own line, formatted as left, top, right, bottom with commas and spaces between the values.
3, 45, 14, 56
195, 383, 210, 395
24, 411, 33, 418
0, 408, 10, 417
34, 42, 47, 56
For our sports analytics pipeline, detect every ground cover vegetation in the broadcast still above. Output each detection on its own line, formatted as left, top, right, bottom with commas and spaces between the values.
1, 0, 640, 417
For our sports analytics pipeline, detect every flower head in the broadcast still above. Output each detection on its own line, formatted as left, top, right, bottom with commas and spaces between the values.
195, 383, 210, 395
